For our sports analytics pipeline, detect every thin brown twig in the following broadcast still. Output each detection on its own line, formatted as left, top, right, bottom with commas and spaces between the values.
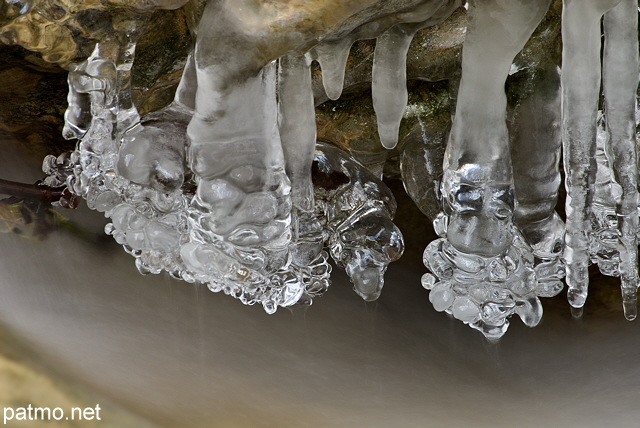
0, 178, 64, 202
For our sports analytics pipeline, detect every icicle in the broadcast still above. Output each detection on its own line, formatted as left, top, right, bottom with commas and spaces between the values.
591, 115, 622, 277
185, 59, 292, 266
602, 0, 639, 320
560, 0, 604, 310
372, 26, 415, 149
114, 36, 142, 133
310, 37, 354, 101
506, 64, 565, 298
278, 54, 332, 303
278, 54, 316, 212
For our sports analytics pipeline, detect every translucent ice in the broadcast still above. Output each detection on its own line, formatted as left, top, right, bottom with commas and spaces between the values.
37, 0, 640, 336
310, 39, 355, 102
601, 0, 639, 320
314, 142, 404, 301
50, 7, 410, 312
591, 115, 623, 277
372, 27, 414, 149
562, 0, 638, 317
371, 1, 460, 149
278, 54, 317, 212
424, 0, 557, 339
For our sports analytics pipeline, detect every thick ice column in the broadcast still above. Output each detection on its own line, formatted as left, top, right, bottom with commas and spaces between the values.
444, 0, 552, 256
561, 0, 610, 309
602, 0, 639, 320
181, 2, 299, 311
423, 0, 553, 339
187, 59, 290, 252
509, 66, 565, 297
278, 54, 316, 212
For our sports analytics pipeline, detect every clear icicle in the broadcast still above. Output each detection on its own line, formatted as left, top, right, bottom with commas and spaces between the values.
277, 54, 332, 303
561, 0, 639, 313
369, 0, 464, 150
184, 60, 292, 281
561, 0, 603, 309
113, 37, 141, 133
602, 0, 639, 320
508, 64, 565, 299
591, 114, 622, 277
278, 54, 316, 212
372, 26, 415, 149
311, 37, 354, 101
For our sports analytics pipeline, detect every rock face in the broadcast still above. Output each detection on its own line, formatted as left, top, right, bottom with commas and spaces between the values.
0, 45, 70, 159
0, 1, 197, 156
0, 0, 191, 65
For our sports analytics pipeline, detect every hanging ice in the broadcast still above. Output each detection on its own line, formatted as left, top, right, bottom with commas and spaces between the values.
31, 0, 640, 338
561, 0, 638, 319
278, 54, 317, 213
422, 0, 562, 339
314, 142, 404, 301
423, 0, 639, 338
372, 26, 414, 150
48, 0, 451, 313
310, 39, 355, 102
371, 0, 460, 149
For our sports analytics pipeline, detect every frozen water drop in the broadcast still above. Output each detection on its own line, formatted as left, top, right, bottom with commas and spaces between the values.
451, 296, 480, 323
421, 273, 436, 290
263, 300, 277, 315
429, 282, 454, 312
349, 265, 383, 302
515, 296, 543, 328
471, 319, 509, 341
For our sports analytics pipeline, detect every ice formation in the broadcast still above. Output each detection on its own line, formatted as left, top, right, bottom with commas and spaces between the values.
32, 0, 640, 338
561, 0, 639, 320
43, 0, 422, 313
423, 0, 639, 337
421, 0, 567, 339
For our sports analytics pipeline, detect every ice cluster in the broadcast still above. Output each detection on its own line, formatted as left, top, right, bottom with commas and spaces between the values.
423, 0, 639, 337
35, 0, 640, 338
43, 33, 405, 313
